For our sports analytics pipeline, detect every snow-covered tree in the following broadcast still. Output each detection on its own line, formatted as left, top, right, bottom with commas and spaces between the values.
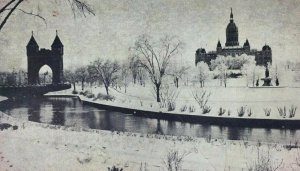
89, 59, 120, 96
120, 61, 131, 93
241, 57, 257, 87
195, 62, 210, 87
64, 70, 77, 92
75, 66, 88, 91
131, 34, 183, 102
216, 62, 228, 87
167, 65, 189, 88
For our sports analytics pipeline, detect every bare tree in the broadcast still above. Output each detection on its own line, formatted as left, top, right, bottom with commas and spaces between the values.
215, 62, 228, 88
131, 34, 183, 102
129, 56, 139, 84
89, 59, 120, 96
195, 61, 210, 88
64, 70, 77, 92
167, 65, 189, 88
120, 62, 130, 93
0, 0, 95, 32
75, 66, 88, 91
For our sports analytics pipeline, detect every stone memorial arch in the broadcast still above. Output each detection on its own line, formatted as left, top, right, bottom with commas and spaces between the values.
26, 31, 64, 85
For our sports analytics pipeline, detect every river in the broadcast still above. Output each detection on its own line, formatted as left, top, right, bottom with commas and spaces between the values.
0, 97, 299, 143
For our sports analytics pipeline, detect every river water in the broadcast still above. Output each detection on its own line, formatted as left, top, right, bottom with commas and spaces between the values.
0, 97, 299, 143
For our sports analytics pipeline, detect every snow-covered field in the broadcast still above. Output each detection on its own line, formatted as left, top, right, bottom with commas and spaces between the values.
1, 76, 299, 170
1, 110, 300, 171
48, 77, 300, 120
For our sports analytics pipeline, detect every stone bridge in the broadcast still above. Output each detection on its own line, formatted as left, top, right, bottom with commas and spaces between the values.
0, 84, 71, 97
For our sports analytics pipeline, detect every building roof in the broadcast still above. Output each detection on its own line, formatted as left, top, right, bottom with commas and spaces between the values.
262, 45, 271, 51
27, 34, 38, 47
51, 31, 63, 48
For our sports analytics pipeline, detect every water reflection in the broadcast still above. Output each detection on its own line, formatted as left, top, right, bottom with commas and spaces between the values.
0, 97, 300, 143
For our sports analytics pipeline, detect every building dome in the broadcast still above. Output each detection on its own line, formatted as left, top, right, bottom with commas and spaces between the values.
225, 8, 239, 46
262, 45, 271, 51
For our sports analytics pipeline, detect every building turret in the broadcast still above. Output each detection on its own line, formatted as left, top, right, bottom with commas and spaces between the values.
26, 31, 39, 56
243, 39, 250, 51
51, 30, 64, 55
217, 40, 222, 52
195, 48, 207, 65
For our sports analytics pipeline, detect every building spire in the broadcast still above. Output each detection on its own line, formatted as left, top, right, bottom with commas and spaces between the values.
56, 30, 58, 36
230, 8, 233, 21
32, 31, 33, 36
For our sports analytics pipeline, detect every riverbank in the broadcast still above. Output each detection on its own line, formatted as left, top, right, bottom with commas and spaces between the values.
45, 86, 300, 128
1, 95, 300, 170
48, 85, 300, 119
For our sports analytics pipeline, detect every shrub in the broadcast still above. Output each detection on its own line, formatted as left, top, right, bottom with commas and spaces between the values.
227, 110, 231, 116
247, 108, 253, 117
202, 105, 211, 114
72, 90, 78, 94
192, 89, 211, 109
167, 102, 176, 111
79, 91, 84, 95
237, 106, 246, 117
95, 93, 115, 101
264, 108, 271, 117
189, 105, 195, 113
86, 93, 95, 98
247, 147, 283, 171
108, 166, 123, 171
180, 105, 187, 112
289, 105, 297, 118
277, 106, 287, 118
163, 149, 189, 171
218, 107, 226, 116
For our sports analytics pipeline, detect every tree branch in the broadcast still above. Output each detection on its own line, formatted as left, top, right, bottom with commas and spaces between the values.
0, 0, 16, 14
0, 0, 24, 32
4, 8, 47, 26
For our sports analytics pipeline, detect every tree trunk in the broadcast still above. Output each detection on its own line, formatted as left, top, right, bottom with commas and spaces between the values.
156, 83, 161, 102
73, 83, 76, 91
105, 85, 109, 96
81, 80, 84, 90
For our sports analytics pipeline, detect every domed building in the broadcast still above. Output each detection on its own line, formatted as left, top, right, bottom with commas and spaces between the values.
195, 8, 272, 66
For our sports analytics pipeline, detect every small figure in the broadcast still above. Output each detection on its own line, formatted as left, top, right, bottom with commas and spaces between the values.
276, 77, 279, 86
256, 79, 259, 87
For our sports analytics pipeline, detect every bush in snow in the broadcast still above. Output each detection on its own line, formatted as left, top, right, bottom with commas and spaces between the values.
95, 93, 115, 101
189, 105, 195, 113
264, 108, 271, 117
167, 102, 176, 111
192, 89, 211, 113
247, 108, 253, 117
227, 110, 231, 116
202, 105, 211, 114
289, 105, 297, 118
218, 107, 226, 116
163, 149, 189, 171
108, 166, 123, 171
237, 106, 246, 117
159, 84, 179, 109
277, 106, 287, 118
247, 147, 283, 171
86, 93, 95, 98
180, 105, 187, 112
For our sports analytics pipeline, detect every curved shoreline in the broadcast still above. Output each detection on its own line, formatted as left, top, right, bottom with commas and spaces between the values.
43, 94, 300, 129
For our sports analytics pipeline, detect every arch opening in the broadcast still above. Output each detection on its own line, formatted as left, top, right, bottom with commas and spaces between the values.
38, 65, 53, 85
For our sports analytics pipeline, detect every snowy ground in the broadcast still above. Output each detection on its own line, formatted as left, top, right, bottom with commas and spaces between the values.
49, 77, 300, 120
1, 110, 300, 171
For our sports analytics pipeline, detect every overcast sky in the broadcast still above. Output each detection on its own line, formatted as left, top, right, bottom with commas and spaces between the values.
1, 0, 300, 72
